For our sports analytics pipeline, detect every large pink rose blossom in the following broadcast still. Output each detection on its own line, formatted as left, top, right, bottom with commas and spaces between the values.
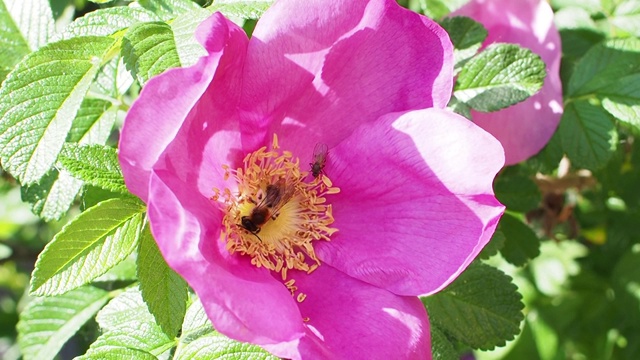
119, 0, 505, 358
452, 0, 563, 165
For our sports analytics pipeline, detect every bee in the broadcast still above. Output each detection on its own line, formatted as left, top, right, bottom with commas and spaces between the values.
240, 179, 296, 235
310, 143, 328, 178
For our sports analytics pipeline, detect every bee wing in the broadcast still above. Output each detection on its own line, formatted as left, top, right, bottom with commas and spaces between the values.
264, 179, 296, 214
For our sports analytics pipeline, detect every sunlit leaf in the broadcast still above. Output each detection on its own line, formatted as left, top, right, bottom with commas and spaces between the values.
79, 287, 174, 358
175, 298, 276, 360
209, 0, 273, 19
17, 286, 110, 360
21, 99, 117, 221
58, 143, 127, 194
137, 225, 188, 338
30, 198, 145, 296
454, 43, 546, 112
122, 21, 182, 84
172, 7, 212, 66
138, 0, 201, 20
0, 36, 116, 185
0, 0, 54, 80
55, 6, 160, 40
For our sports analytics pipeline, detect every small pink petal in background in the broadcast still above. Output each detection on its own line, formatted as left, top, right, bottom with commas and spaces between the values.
452, 0, 563, 165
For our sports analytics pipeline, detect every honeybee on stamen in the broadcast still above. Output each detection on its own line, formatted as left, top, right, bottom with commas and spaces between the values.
240, 178, 296, 236
310, 143, 328, 178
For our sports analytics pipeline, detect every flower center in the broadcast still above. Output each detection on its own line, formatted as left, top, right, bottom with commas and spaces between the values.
213, 135, 339, 283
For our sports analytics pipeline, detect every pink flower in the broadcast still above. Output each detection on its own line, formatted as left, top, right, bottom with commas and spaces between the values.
119, 0, 505, 358
452, 0, 563, 165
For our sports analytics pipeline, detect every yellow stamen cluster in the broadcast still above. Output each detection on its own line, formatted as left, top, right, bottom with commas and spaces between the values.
212, 136, 339, 284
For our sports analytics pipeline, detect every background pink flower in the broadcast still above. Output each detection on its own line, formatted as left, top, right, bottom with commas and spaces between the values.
452, 0, 563, 165
119, 0, 505, 358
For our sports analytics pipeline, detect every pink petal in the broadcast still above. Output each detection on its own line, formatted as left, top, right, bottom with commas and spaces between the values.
239, 0, 453, 157
318, 108, 505, 296
119, 12, 248, 201
147, 171, 305, 350
452, 0, 563, 164
264, 266, 430, 359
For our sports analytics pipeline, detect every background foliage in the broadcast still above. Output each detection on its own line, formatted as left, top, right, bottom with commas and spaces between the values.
0, 0, 639, 359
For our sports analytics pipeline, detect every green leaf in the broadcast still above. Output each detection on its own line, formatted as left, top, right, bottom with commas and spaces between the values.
557, 28, 605, 87
175, 298, 277, 360
30, 198, 145, 296
609, 0, 640, 37
94, 55, 135, 97
21, 170, 81, 222
478, 230, 506, 260
438, 16, 487, 73
423, 263, 524, 350
137, 224, 188, 338
494, 173, 542, 213
0, 0, 54, 80
447, 96, 472, 119
554, 6, 599, 31
420, 0, 449, 19
81, 186, 125, 212
550, 0, 601, 13
81, 287, 174, 358
0, 2, 29, 80
419, 0, 468, 19
558, 100, 617, 170
0, 36, 117, 185
97, 287, 159, 331
122, 22, 182, 84
454, 43, 546, 112
172, 7, 213, 66
498, 213, 541, 266
58, 143, 127, 194
66, 99, 118, 143
56, 7, 160, 40
209, 0, 273, 19
139, 0, 201, 20
180, 297, 213, 338
76, 347, 157, 360
567, 38, 640, 129
6, 0, 54, 49
602, 96, 640, 129
430, 325, 459, 360
21, 99, 117, 221
17, 286, 110, 360
94, 255, 137, 282
174, 332, 277, 359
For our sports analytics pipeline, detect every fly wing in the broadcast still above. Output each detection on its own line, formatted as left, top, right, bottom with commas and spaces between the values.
312, 143, 328, 164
